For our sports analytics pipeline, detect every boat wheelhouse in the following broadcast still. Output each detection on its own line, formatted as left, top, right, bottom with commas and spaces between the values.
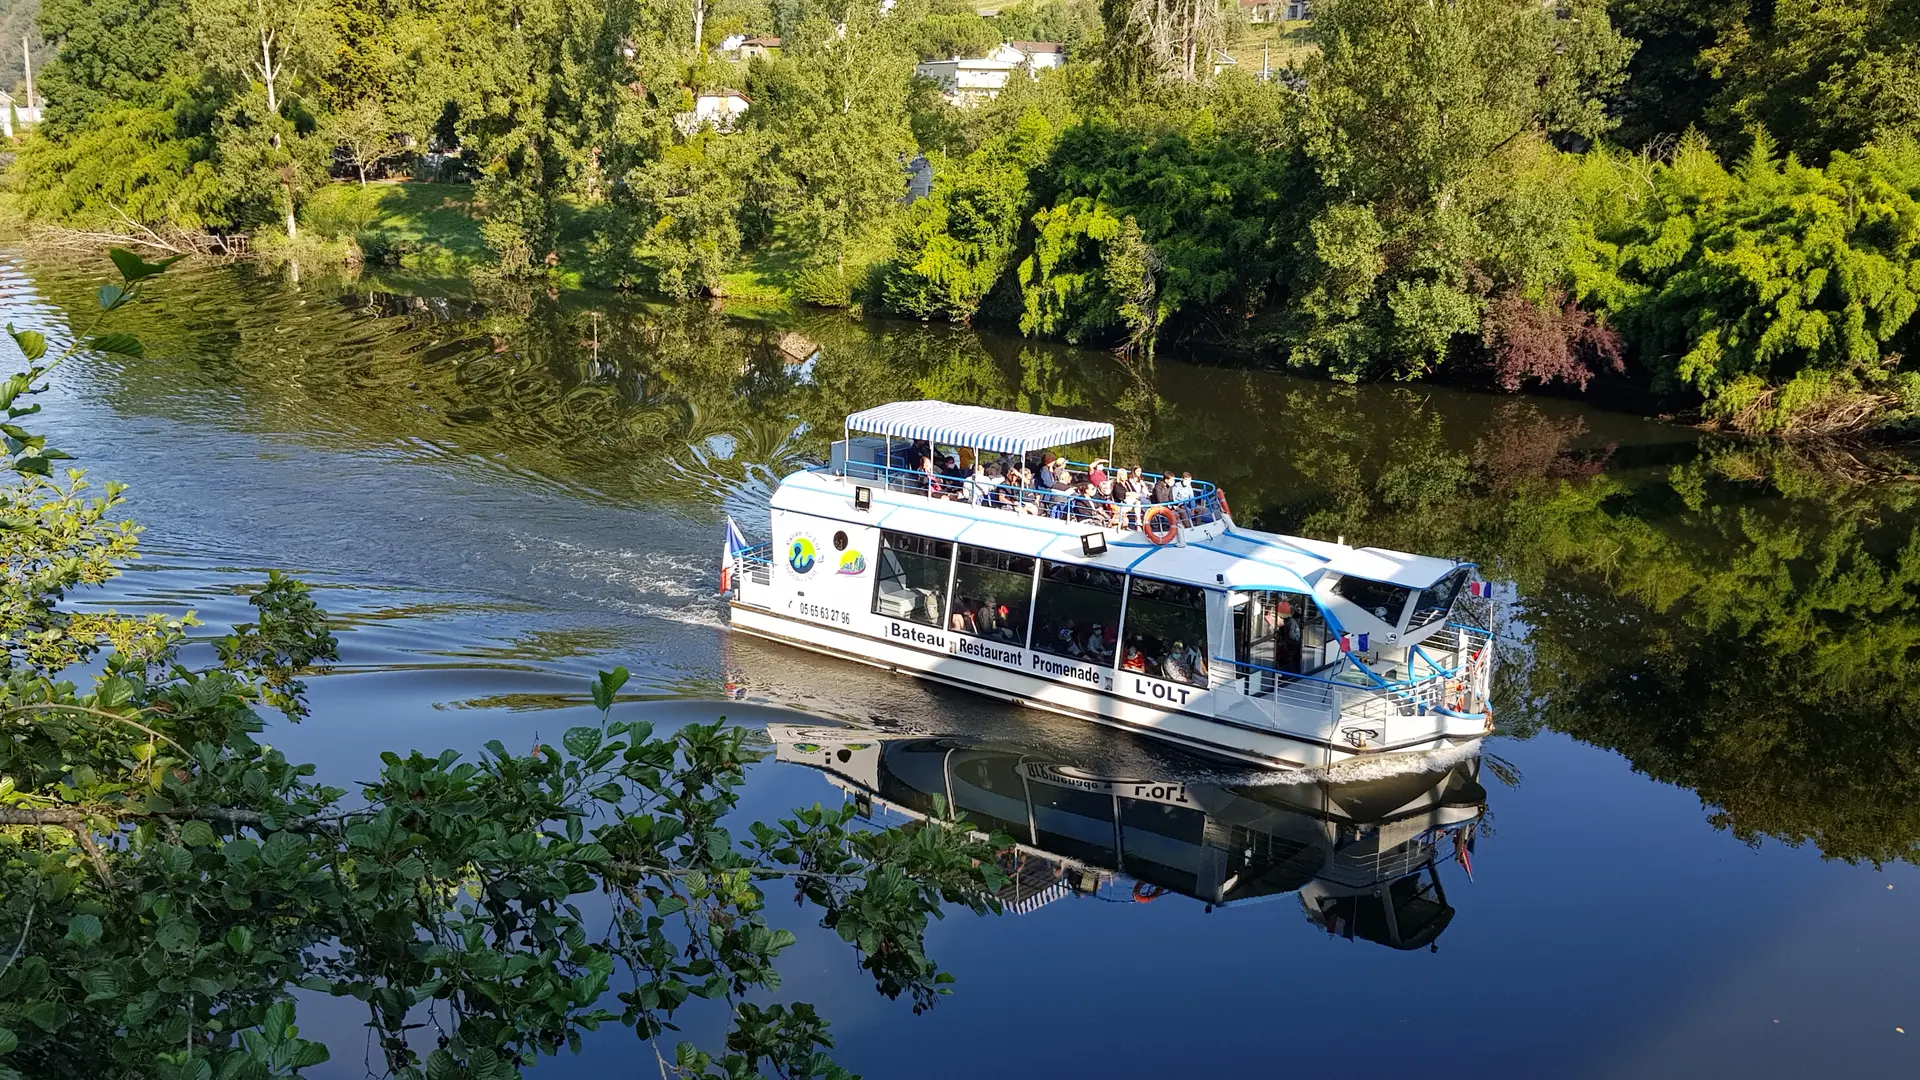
724, 400, 1493, 770
771, 724, 1484, 947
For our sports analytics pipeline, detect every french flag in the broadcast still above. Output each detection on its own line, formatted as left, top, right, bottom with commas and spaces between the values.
719, 515, 749, 594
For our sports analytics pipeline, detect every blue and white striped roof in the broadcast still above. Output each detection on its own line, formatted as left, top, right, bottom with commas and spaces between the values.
846, 400, 1114, 456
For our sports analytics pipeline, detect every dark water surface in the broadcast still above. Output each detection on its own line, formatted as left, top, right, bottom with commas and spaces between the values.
8, 251, 1920, 1078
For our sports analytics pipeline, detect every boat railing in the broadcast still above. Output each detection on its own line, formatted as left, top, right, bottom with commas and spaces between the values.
1325, 831, 1442, 887
736, 541, 773, 588
1208, 622, 1494, 730
837, 456, 1228, 532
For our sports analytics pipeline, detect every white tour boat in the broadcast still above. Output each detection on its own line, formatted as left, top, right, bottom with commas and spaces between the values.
722, 400, 1494, 771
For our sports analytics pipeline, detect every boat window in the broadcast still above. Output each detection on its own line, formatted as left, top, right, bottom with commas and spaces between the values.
1331, 574, 1414, 626
1030, 561, 1125, 665
1234, 591, 1332, 676
1408, 567, 1468, 630
949, 545, 1036, 644
1120, 577, 1210, 687
871, 531, 952, 628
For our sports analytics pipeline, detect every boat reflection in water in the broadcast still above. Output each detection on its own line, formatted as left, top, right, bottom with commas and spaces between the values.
769, 724, 1486, 951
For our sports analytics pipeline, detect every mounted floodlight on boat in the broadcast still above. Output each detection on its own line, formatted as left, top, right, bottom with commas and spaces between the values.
854, 486, 872, 511
1081, 532, 1107, 558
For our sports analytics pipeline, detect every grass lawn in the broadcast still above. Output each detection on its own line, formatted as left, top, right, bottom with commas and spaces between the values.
719, 243, 807, 304
1224, 18, 1315, 68
302, 181, 491, 273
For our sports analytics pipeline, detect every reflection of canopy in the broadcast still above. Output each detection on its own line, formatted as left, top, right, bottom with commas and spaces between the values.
845, 400, 1114, 456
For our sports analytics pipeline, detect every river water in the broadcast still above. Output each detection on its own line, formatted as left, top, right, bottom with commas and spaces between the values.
8, 250, 1920, 1078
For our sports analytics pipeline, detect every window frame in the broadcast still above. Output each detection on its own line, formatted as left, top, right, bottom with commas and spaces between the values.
870, 530, 955, 628
948, 543, 1039, 645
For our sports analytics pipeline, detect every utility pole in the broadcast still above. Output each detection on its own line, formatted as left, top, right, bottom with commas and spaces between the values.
21, 35, 33, 109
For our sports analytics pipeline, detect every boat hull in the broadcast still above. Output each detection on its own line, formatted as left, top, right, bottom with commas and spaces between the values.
729, 603, 1483, 771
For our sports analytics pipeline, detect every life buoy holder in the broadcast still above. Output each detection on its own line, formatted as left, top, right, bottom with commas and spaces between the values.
1132, 882, 1165, 903
1142, 505, 1179, 545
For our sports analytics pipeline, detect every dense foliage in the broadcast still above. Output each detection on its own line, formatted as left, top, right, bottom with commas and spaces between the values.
0, 255, 1009, 1078
5, 0, 1920, 429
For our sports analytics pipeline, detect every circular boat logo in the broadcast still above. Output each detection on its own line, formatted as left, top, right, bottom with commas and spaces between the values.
836, 550, 867, 575
787, 534, 818, 575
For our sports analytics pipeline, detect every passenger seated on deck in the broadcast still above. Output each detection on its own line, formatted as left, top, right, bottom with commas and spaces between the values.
1087, 624, 1114, 663
1151, 472, 1173, 507
966, 459, 991, 505
993, 604, 1019, 641
935, 455, 965, 499
1068, 483, 1098, 524
918, 453, 938, 496
1183, 642, 1207, 687
1046, 459, 1074, 498
1162, 643, 1192, 684
1057, 620, 1083, 657
1122, 644, 1147, 672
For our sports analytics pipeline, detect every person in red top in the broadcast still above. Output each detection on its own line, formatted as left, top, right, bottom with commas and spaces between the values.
1122, 645, 1147, 672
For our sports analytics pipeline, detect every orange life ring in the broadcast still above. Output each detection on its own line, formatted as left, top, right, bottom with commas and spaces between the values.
1143, 505, 1178, 545
1217, 491, 1231, 520
1132, 881, 1165, 903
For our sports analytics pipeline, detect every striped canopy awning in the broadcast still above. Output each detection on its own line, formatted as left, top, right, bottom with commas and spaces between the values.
846, 400, 1114, 456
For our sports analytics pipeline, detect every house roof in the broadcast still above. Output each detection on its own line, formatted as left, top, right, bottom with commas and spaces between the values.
695, 89, 751, 103
740, 35, 781, 46
1009, 40, 1063, 53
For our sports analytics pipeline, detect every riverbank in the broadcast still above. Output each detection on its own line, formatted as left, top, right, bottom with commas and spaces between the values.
11, 175, 1920, 442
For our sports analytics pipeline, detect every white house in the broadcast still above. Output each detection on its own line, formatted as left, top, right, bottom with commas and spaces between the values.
1239, 0, 1309, 21
913, 57, 1018, 105
0, 92, 43, 139
676, 90, 751, 135
988, 41, 1066, 70
727, 35, 781, 60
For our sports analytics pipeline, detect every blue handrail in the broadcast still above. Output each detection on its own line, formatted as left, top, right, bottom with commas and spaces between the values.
841, 457, 1226, 529
1209, 651, 1470, 692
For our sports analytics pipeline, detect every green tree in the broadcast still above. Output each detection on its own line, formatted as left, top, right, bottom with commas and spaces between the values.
1701, 0, 1920, 162
190, 0, 341, 239
1607, 0, 1748, 151
32, 0, 188, 134
631, 134, 749, 297
1281, 0, 1633, 380
744, 9, 916, 285
883, 108, 1057, 322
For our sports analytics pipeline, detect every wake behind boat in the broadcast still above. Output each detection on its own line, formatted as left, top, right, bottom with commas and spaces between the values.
722, 400, 1494, 771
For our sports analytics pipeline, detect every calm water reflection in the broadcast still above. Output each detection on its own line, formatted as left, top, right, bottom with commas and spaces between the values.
7, 251, 1920, 1078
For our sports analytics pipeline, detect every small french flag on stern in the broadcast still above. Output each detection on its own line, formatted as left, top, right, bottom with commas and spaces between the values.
720, 515, 749, 594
